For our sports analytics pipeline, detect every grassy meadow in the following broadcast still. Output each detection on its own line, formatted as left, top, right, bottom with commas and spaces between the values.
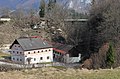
0, 67, 120, 79
0, 52, 10, 59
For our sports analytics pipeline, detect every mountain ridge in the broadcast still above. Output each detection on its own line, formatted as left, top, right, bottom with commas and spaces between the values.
0, 0, 91, 13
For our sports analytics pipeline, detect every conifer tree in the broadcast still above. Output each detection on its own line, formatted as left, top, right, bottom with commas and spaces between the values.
106, 42, 115, 68
39, 0, 45, 18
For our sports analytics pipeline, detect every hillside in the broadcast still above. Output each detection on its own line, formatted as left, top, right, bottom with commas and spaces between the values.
0, 67, 120, 79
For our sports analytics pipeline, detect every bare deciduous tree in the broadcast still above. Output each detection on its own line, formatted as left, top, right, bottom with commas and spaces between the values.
83, 0, 120, 68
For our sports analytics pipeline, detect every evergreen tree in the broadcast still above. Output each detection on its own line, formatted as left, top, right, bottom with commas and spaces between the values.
106, 42, 115, 68
39, 0, 45, 18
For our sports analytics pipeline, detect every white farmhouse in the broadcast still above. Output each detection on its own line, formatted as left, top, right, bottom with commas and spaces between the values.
10, 37, 53, 64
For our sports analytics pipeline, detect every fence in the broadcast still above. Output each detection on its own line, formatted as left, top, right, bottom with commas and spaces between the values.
0, 61, 80, 69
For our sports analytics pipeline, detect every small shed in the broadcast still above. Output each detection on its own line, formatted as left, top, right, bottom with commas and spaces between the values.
53, 43, 81, 63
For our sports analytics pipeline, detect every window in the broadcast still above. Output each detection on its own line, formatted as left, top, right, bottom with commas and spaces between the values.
38, 51, 40, 53
34, 58, 36, 61
20, 52, 22, 54
18, 46, 20, 47
47, 56, 49, 60
45, 50, 47, 52
41, 50, 43, 52
28, 52, 30, 54
49, 49, 51, 51
40, 57, 43, 60
17, 51, 19, 54
17, 58, 19, 61
15, 45, 16, 47
13, 51, 15, 53
58, 52, 60, 55
20, 59, 22, 61
60, 53, 62, 55
34, 51, 35, 53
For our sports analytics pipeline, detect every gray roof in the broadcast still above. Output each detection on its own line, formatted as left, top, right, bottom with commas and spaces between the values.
53, 43, 74, 53
14, 37, 52, 51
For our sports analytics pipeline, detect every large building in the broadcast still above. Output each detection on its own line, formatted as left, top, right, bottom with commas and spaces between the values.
10, 37, 53, 64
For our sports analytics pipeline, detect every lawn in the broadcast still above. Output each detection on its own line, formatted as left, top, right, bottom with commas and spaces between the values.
0, 52, 10, 59
0, 67, 120, 79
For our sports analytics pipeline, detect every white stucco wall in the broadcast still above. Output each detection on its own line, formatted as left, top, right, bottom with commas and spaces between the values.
63, 54, 81, 63
11, 55, 25, 64
24, 48, 53, 64
11, 44, 24, 63
11, 44, 24, 51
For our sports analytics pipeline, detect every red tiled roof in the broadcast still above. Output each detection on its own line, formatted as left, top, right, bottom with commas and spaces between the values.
53, 48, 66, 54
31, 36, 41, 38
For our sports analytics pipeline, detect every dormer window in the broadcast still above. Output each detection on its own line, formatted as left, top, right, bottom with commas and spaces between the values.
34, 51, 35, 53
28, 52, 30, 54
38, 51, 40, 53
